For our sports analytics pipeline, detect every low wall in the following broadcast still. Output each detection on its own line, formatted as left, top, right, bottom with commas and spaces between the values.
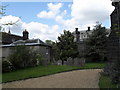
0, 45, 52, 63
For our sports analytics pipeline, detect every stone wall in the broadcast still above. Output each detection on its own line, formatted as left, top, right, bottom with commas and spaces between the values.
56, 57, 85, 66
107, 2, 120, 63
1, 45, 52, 64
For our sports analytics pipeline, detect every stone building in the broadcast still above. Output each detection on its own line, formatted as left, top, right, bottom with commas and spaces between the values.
73, 27, 92, 59
73, 27, 92, 42
73, 27, 111, 62
107, 1, 120, 63
0, 30, 52, 64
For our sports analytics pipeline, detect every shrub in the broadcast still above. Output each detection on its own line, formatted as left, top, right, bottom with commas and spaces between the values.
104, 62, 120, 86
9, 45, 37, 70
36, 54, 44, 65
2, 60, 13, 73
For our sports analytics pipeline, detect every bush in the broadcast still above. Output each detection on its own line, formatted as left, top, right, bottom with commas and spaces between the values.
110, 64, 119, 84
99, 73, 117, 88
103, 62, 120, 86
9, 45, 37, 70
2, 60, 13, 73
36, 54, 44, 65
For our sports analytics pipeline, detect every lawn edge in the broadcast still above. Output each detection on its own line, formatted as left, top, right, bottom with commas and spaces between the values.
2, 68, 102, 83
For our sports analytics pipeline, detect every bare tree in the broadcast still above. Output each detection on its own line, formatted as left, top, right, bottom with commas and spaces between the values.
2, 19, 20, 33
0, 5, 7, 16
0, 4, 7, 31
0, 4, 20, 32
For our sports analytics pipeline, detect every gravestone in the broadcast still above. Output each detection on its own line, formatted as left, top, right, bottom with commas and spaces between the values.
74, 58, 85, 66
57, 60, 62, 65
66, 57, 74, 66
41, 59, 48, 66
63, 61, 67, 65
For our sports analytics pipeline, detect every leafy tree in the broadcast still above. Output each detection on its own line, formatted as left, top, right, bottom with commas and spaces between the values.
85, 24, 108, 62
45, 40, 54, 45
56, 30, 79, 64
0, 26, 2, 31
52, 41, 60, 61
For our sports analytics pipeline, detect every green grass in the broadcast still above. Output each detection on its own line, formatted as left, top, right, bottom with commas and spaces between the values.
0, 74, 2, 83
99, 74, 117, 88
80, 63, 105, 69
2, 63, 105, 83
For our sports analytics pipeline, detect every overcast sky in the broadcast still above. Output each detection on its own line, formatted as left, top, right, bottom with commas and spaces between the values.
0, 0, 115, 41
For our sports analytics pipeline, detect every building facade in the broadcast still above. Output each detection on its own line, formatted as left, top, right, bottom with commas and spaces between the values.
0, 30, 52, 64
72, 27, 92, 60
73, 26, 111, 62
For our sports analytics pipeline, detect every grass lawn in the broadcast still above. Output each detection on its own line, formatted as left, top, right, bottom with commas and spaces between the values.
2, 63, 105, 83
0, 74, 2, 83
99, 74, 117, 88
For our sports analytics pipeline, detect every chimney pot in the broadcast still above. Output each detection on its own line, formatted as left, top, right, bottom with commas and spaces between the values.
75, 28, 80, 42
75, 28, 78, 32
75, 28, 80, 34
23, 29, 29, 40
88, 27, 90, 31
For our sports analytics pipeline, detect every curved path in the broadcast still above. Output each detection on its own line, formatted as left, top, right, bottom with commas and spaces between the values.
2, 69, 102, 88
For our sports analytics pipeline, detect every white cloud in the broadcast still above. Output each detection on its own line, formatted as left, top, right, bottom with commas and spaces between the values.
68, 4, 72, 8
63, 0, 114, 31
37, 0, 114, 32
0, 15, 20, 24
48, 3, 62, 12
71, 0, 114, 22
0, 15, 60, 41
23, 22, 60, 41
0, 15, 24, 34
37, 3, 63, 18
0, 1, 115, 41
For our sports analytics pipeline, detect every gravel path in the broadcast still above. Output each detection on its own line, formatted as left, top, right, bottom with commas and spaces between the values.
2, 69, 102, 88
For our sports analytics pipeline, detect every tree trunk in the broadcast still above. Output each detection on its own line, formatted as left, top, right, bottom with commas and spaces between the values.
62, 60, 64, 65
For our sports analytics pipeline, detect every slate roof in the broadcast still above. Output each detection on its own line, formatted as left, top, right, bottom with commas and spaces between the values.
0, 32, 24, 44
11, 39, 46, 46
1, 39, 52, 48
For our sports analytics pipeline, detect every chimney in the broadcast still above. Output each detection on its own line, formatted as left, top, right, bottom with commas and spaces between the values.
75, 28, 78, 32
75, 28, 80, 42
23, 29, 29, 40
75, 28, 80, 34
8, 30, 11, 34
88, 27, 90, 31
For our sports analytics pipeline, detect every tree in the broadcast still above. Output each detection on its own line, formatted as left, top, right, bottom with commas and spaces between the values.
56, 30, 79, 64
0, 26, 2, 31
45, 40, 54, 45
0, 5, 7, 31
0, 5, 6, 16
0, 5, 20, 32
85, 24, 108, 62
